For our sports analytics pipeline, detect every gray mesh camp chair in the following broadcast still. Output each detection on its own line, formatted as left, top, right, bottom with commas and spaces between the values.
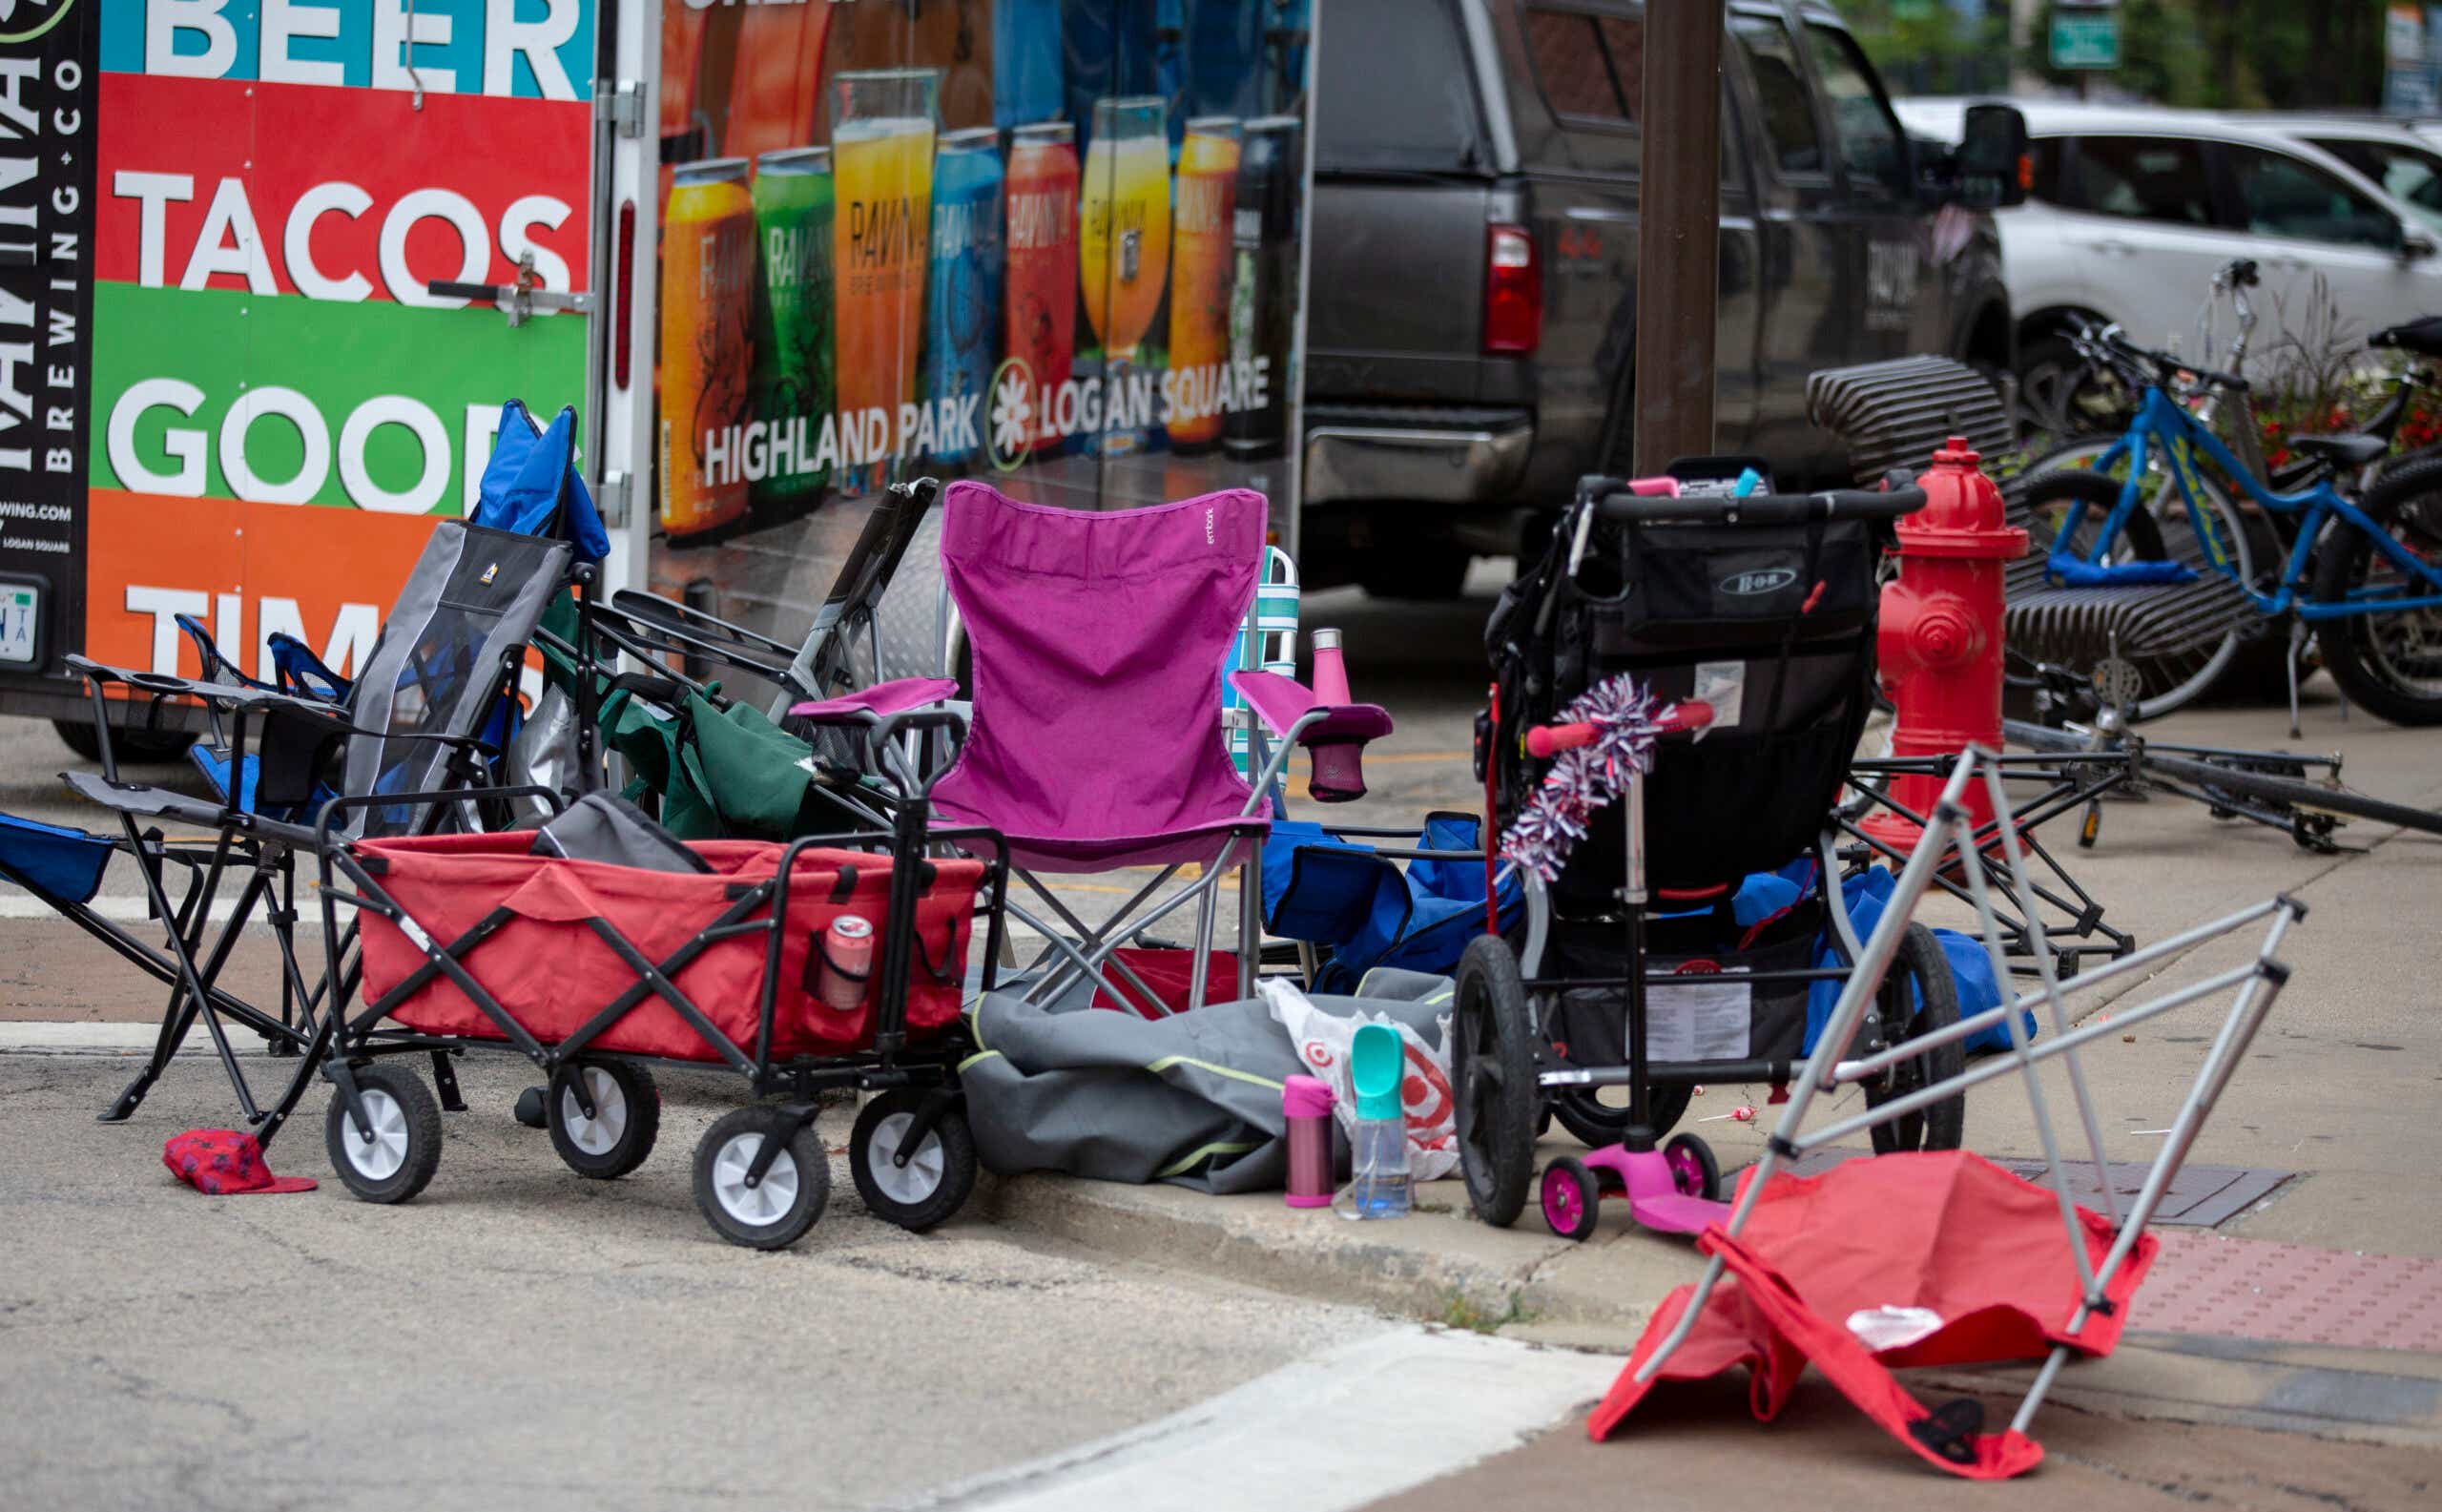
0, 516, 577, 1142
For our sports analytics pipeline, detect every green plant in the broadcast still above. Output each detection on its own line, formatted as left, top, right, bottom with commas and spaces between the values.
2232, 275, 2437, 472
1434, 1287, 1534, 1335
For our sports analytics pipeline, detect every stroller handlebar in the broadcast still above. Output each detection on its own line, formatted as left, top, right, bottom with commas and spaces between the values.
1587, 484, 1927, 525
1525, 699, 1714, 757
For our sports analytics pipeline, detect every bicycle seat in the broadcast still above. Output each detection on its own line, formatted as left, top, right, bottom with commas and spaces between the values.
2370, 315, 2442, 358
2286, 432, 2389, 467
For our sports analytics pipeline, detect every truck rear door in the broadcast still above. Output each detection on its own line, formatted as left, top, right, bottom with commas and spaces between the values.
1726, 6, 1846, 479
1506, 3, 1765, 466
1795, 17, 1931, 362
3, 0, 606, 716
1306, 0, 1495, 402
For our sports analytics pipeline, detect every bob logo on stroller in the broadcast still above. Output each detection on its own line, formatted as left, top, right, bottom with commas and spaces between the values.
1720, 566, 1798, 597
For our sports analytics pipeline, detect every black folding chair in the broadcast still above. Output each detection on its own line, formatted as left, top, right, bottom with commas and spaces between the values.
0, 516, 581, 1144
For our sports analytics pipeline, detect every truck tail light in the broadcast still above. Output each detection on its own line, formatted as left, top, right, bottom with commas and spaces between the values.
1483, 223, 1542, 356
612, 198, 636, 390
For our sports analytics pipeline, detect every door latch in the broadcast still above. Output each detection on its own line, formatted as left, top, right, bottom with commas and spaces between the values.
427, 251, 594, 328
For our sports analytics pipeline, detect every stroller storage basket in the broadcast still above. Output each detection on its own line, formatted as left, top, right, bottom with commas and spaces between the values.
1546, 899, 1820, 1073
358, 833, 983, 1060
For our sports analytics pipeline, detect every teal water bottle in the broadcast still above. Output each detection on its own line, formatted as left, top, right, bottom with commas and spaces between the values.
1347, 1023, 1411, 1219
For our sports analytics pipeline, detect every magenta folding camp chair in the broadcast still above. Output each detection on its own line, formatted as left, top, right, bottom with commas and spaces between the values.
919, 480, 1389, 1013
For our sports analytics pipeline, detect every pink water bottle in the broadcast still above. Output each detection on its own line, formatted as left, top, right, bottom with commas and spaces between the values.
1284, 1074, 1336, 1208
1310, 627, 1351, 706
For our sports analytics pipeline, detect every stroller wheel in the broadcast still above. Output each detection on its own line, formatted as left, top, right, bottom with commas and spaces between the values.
1663, 1133, 1723, 1201
1540, 1156, 1603, 1242
1549, 1084, 1693, 1150
1454, 935, 1538, 1228
548, 1060, 661, 1180
1868, 925, 1967, 1155
693, 1107, 830, 1250
324, 1063, 443, 1204
849, 1089, 978, 1232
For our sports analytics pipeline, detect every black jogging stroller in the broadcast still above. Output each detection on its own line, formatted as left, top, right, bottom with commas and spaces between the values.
1457, 462, 1970, 1229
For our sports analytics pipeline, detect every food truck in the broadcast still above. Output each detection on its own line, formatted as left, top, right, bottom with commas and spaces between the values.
1, 0, 1315, 750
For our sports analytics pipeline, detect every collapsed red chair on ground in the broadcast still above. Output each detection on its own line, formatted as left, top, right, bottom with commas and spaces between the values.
1590, 747, 2306, 1477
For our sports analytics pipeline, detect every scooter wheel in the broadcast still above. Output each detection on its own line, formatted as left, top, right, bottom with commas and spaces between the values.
1663, 1133, 1722, 1201
1541, 1156, 1603, 1242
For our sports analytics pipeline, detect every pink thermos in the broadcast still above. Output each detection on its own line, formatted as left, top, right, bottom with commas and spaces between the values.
1310, 627, 1351, 706
1284, 1075, 1336, 1208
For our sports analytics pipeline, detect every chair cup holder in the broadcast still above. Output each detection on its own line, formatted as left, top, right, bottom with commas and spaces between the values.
1307, 739, 1368, 803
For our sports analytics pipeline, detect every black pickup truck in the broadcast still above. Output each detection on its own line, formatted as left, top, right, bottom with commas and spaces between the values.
1301, 0, 2019, 595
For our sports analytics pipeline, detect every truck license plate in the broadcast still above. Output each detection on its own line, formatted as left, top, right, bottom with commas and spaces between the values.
0, 583, 38, 666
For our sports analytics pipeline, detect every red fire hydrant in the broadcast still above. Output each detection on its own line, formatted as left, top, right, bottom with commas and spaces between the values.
1858, 438, 2028, 854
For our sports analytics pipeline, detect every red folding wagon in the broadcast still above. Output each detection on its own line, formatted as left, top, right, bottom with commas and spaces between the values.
312, 706, 1008, 1249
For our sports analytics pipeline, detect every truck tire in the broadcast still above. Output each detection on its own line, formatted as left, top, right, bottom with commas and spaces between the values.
53, 719, 197, 764
1357, 541, 1473, 601
2018, 335, 2137, 439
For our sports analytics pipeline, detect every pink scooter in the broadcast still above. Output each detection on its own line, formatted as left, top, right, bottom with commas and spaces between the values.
1524, 705, 1731, 1242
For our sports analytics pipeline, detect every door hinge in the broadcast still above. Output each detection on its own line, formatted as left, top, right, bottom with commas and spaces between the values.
603, 78, 647, 141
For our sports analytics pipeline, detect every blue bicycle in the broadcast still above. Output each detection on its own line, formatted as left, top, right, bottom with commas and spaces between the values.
2021, 264, 2442, 727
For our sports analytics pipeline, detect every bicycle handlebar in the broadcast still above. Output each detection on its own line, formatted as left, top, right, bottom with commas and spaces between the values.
1587, 485, 1926, 525
2085, 322, 2249, 394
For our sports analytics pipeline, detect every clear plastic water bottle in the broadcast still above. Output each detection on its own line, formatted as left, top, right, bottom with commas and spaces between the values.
1346, 1023, 1411, 1219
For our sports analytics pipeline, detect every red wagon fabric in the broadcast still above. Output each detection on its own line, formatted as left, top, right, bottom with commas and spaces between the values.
357, 832, 983, 1061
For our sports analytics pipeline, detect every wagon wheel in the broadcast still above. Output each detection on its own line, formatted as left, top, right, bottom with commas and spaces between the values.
1867, 925, 1967, 1154
323, 1062, 443, 1204
693, 1107, 831, 1250
849, 1088, 978, 1232
1454, 934, 1539, 1227
547, 1060, 662, 1180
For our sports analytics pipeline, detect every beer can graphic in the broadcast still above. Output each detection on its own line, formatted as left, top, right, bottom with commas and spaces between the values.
1003, 120, 1080, 458
1081, 95, 1169, 458
750, 146, 835, 518
923, 127, 1004, 469
661, 156, 756, 539
1226, 115, 1300, 461
831, 68, 941, 496
1165, 116, 1241, 452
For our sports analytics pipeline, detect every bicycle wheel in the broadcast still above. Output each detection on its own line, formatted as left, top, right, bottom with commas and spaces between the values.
2021, 432, 2128, 480
2312, 457, 2442, 726
2018, 468, 2254, 720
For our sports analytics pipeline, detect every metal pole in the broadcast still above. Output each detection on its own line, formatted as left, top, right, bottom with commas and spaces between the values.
1631, 0, 1725, 473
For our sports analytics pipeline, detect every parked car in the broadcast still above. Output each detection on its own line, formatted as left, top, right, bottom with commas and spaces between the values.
2245, 114, 2442, 237
1894, 99, 2442, 432
1300, 0, 2021, 597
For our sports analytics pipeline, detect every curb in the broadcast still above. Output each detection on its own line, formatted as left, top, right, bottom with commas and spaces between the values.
1929, 1333, 2442, 1452
981, 1173, 1588, 1328
981, 1171, 2442, 1449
